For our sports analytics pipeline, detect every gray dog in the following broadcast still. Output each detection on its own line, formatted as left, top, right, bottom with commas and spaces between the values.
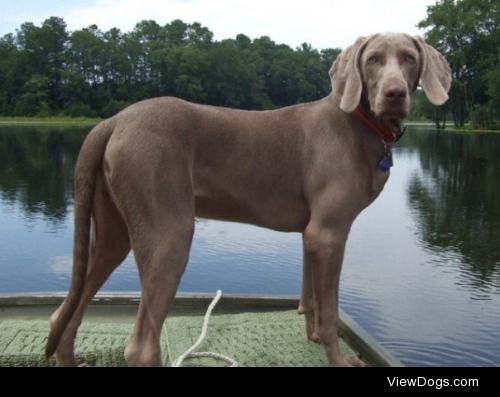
46, 33, 451, 367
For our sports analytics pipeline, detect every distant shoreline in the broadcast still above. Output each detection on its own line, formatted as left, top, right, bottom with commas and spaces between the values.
0, 117, 498, 133
0, 117, 101, 127
406, 121, 500, 133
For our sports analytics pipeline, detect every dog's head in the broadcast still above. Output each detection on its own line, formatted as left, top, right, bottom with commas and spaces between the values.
330, 33, 452, 121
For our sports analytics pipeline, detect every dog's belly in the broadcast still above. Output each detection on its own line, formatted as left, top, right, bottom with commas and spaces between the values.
193, 186, 309, 232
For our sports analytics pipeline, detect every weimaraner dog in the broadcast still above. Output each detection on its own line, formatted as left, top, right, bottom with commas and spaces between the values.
46, 33, 451, 367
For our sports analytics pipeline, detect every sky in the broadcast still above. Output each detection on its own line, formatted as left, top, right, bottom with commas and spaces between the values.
0, 0, 437, 49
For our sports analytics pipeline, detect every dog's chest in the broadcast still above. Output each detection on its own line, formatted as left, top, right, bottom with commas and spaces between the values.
367, 168, 390, 206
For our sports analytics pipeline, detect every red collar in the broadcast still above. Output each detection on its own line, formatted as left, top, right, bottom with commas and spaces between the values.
352, 106, 405, 144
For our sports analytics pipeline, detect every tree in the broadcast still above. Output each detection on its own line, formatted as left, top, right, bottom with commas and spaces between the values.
169, 45, 208, 102
485, 66, 500, 123
165, 19, 188, 46
412, 89, 449, 129
129, 20, 165, 96
13, 75, 50, 116
15, 17, 68, 113
418, 0, 499, 128
0, 34, 20, 114
67, 25, 107, 112
320, 48, 342, 75
187, 22, 213, 46
206, 39, 257, 108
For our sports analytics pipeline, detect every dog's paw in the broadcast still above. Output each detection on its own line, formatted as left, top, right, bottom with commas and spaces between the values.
307, 331, 321, 344
330, 355, 367, 367
298, 307, 321, 344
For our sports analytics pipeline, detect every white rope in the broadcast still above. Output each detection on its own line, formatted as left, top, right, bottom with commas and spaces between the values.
169, 290, 238, 368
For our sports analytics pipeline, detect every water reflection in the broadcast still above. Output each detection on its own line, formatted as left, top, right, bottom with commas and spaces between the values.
0, 126, 87, 224
404, 130, 500, 297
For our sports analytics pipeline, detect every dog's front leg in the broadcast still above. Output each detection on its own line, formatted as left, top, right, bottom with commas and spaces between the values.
303, 223, 365, 367
298, 247, 320, 343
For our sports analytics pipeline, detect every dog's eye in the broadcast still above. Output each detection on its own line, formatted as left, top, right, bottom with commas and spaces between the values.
405, 54, 417, 64
367, 56, 379, 65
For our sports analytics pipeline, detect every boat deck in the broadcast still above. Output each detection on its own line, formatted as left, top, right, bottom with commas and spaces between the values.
0, 293, 403, 367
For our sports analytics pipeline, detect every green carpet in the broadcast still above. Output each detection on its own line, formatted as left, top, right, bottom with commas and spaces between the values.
0, 310, 354, 367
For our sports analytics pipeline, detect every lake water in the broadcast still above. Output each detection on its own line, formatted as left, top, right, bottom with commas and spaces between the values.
0, 125, 499, 367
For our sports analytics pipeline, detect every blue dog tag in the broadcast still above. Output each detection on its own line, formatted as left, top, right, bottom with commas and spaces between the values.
379, 151, 393, 172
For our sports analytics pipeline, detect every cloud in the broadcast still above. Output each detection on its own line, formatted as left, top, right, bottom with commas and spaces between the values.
63, 0, 434, 49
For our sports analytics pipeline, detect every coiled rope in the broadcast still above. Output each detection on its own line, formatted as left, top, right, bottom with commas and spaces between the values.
163, 290, 238, 367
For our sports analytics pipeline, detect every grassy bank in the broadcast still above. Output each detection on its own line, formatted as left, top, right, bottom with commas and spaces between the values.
0, 116, 102, 127
406, 121, 500, 133
1, 117, 498, 133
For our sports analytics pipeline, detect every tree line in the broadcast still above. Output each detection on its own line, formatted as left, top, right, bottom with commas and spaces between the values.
0, 0, 498, 129
0, 17, 340, 118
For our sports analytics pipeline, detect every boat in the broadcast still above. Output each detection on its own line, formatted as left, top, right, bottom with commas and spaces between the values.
0, 292, 403, 367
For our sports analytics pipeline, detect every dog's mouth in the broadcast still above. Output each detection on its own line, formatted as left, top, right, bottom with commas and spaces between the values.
374, 101, 409, 121
378, 109, 408, 121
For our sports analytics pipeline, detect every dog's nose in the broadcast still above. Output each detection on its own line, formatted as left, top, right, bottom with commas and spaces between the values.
383, 83, 407, 99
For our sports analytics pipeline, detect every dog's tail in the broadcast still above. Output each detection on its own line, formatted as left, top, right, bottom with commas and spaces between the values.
45, 119, 115, 358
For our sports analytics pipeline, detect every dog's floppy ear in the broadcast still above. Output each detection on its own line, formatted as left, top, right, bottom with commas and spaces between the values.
413, 36, 452, 106
330, 36, 371, 113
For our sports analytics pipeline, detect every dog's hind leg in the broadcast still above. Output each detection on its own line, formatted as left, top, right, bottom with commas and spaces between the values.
100, 130, 196, 367
51, 174, 131, 366
123, 206, 194, 367
105, 155, 196, 366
